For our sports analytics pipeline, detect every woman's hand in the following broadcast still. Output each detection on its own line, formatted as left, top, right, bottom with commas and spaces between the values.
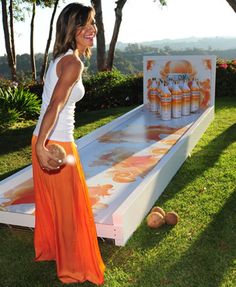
35, 144, 61, 171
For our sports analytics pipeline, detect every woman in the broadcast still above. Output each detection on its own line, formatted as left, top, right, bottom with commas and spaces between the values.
31, 3, 105, 285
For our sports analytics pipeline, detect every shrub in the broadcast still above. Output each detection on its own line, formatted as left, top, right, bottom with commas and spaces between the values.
27, 83, 44, 99
0, 108, 22, 130
216, 59, 236, 97
76, 70, 143, 111
0, 87, 41, 124
0, 76, 18, 89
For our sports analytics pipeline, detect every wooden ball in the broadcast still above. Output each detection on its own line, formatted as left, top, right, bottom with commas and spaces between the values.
165, 211, 179, 225
47, 143, 66, 168
151, 206, 165, 218
147, 212, 165, 229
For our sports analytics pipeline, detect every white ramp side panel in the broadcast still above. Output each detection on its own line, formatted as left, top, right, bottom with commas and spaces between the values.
0, 55, 216, 246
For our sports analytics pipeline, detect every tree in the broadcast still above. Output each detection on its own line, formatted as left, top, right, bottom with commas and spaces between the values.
39, 0, 59, 83
1, 0, 40, 81
226, 0, 236, 12
91, 0, 127, 71
30, 1, 37, 81
1, 0, 17, 81
91, 0, 167, 72
91, 0, 106, 71
106, 0, 127, 71
26, 0, 58, 82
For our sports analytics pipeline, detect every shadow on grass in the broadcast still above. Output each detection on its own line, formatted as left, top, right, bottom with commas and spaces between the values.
159, 121, 236, 206
127, 122, 236, 251
0, 225, 114, 287
129, 188, 236, 287
0, 125, 35, 156
215, 96, 236, 110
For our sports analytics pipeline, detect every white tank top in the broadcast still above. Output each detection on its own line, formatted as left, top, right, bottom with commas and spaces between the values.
33, 49, 85, 142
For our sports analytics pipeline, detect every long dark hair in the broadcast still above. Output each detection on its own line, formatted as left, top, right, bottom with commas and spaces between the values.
53, 3, 95, 59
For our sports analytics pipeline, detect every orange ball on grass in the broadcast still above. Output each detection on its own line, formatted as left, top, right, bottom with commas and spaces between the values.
147, 212, 165, 229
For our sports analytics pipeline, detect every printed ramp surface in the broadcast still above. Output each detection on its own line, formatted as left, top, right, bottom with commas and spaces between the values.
0, 108, 201, 224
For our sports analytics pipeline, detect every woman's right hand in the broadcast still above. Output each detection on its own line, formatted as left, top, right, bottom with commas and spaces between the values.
35, 144, 61, 171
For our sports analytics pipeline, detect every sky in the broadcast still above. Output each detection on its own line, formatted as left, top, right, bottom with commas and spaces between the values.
0, 0, 236, 56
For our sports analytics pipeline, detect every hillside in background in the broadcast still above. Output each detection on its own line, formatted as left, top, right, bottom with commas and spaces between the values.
116, 37, 236, 51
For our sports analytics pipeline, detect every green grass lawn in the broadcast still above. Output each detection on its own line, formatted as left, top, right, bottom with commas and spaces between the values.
0, 98, 236, 287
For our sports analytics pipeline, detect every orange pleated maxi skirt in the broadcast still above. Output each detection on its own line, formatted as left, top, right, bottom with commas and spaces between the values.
31, 135, 105, 285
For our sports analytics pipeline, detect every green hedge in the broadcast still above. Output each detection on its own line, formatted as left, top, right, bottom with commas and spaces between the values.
215, 59, 236, 97
76, 70, 143, 111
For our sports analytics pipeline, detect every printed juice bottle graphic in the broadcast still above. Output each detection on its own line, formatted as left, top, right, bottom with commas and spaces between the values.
168, 79, 174, 93
178, 79, 184, 90
191, 79, 200, 113
171, 81, 182, 118
148, 78, 158, 112
182, 80, 191, 116
156, 79, 162, 114
161, 83, 172, 121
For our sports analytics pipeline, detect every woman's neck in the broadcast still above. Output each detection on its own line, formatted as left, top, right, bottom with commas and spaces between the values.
75, 48, 86, 57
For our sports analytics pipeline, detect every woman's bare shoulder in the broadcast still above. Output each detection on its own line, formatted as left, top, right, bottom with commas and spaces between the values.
57, 54, 83, 80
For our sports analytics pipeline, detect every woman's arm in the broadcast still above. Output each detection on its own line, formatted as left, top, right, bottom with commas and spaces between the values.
36, 57, 82, 171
